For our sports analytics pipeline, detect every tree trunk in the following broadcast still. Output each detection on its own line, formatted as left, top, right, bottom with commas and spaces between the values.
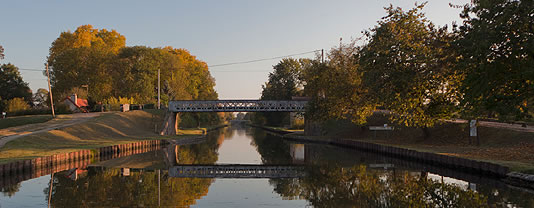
160, 112, 178, 136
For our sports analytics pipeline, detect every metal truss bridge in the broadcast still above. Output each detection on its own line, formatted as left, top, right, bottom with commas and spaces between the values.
169, 100, 308, 112
169, 164, 306, 178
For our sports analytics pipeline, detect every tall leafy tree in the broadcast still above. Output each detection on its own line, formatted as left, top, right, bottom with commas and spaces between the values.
47, 25, 126, 102
0, 63, 32, 111
112, 46, 168, 103
359, 3, 461, 131
164, 47, 218, 100
259, 58, 307, 126
304, 43, 375, 125
455, 0, 534, 121
261, 58, 305, 100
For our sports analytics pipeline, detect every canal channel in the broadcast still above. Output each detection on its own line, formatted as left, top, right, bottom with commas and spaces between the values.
0, 124, 533, 207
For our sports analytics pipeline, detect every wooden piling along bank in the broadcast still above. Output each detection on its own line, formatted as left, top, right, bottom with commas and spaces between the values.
0, 140, 168, 188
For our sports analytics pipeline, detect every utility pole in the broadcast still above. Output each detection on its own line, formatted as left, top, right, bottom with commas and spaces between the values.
321, 49, 324, 63
46, 63, 55, 118
157, 68, 160, 109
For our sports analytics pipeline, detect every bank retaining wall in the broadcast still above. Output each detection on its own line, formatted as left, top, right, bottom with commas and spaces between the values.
271, 128, 534, 190
0, 139, 168, 188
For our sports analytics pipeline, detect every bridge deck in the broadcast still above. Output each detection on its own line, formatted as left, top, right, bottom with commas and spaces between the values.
169, 164, 306, 178
169, 100, 307, 112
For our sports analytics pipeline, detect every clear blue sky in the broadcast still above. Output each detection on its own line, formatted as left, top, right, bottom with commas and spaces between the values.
0, 0, 468, 99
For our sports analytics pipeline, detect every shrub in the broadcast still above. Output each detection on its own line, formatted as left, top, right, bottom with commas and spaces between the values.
104, 96, 135, 105
54, 103, 73, 114
5, 98, 30, 113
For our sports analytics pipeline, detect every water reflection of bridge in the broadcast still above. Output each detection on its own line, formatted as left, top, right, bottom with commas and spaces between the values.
169, 164, 306, 178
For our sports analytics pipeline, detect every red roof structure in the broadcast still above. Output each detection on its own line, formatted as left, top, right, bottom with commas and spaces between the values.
63, 94, 89, 113
76, 98, 88, 107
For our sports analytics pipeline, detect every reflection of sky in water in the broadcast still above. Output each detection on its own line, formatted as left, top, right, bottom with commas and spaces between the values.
196, 128, 308, 207
428, 173, 470, 190
0, 175, 50, 208
216, 130, 262, 164
193, 179, 308, 208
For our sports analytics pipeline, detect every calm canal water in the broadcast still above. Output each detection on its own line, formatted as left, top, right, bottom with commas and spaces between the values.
1, 124, 533, 207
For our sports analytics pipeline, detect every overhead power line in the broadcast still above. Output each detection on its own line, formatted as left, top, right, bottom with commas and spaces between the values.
18, 68, 44, 72
208, 50, 320, 68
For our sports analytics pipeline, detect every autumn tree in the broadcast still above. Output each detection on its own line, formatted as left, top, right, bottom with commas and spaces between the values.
5, 97, 30, 112
359, 3, 461, 132
47, 24, 126, 102
164, 47, 218, 101
455, 0, 534, 121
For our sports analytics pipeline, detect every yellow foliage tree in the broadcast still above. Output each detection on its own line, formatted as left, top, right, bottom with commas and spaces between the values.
5, 97, 30, 112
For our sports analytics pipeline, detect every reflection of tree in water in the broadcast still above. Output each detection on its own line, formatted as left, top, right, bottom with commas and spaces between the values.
47, 129, 227, 207
47, 169, 212, 207
223, 126, 236, 139
1, 183, 21, 197
248, 127, 534, 207
477, 182, 534, 207
249, 128, 292, 164
271, 165, 489, 207
177, 128, 225, 165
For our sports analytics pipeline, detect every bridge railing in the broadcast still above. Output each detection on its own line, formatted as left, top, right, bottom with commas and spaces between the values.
169, 100, 307, 112
169, 164, 306, 178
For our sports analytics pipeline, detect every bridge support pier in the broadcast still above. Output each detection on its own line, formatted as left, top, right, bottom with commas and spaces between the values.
160, 112, 179, 136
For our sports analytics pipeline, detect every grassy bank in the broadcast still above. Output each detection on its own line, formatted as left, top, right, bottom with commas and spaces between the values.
0, 110, 222, 164
0, 115, 53, 129
311, 113, 534, 174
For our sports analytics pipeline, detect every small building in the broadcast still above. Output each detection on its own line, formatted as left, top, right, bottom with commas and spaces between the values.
63, 94, 89, 113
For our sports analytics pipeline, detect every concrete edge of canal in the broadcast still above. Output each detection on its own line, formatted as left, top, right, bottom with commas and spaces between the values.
249, 124, 534, 191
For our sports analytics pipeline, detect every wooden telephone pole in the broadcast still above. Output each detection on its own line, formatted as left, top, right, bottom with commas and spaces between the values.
157, 68, 160, 109
46, 63, 55, 118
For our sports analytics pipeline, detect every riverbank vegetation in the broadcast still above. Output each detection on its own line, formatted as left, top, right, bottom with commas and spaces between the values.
306, 1, 533, 129
247, 1, 534, 172
254, 1, 534, 131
